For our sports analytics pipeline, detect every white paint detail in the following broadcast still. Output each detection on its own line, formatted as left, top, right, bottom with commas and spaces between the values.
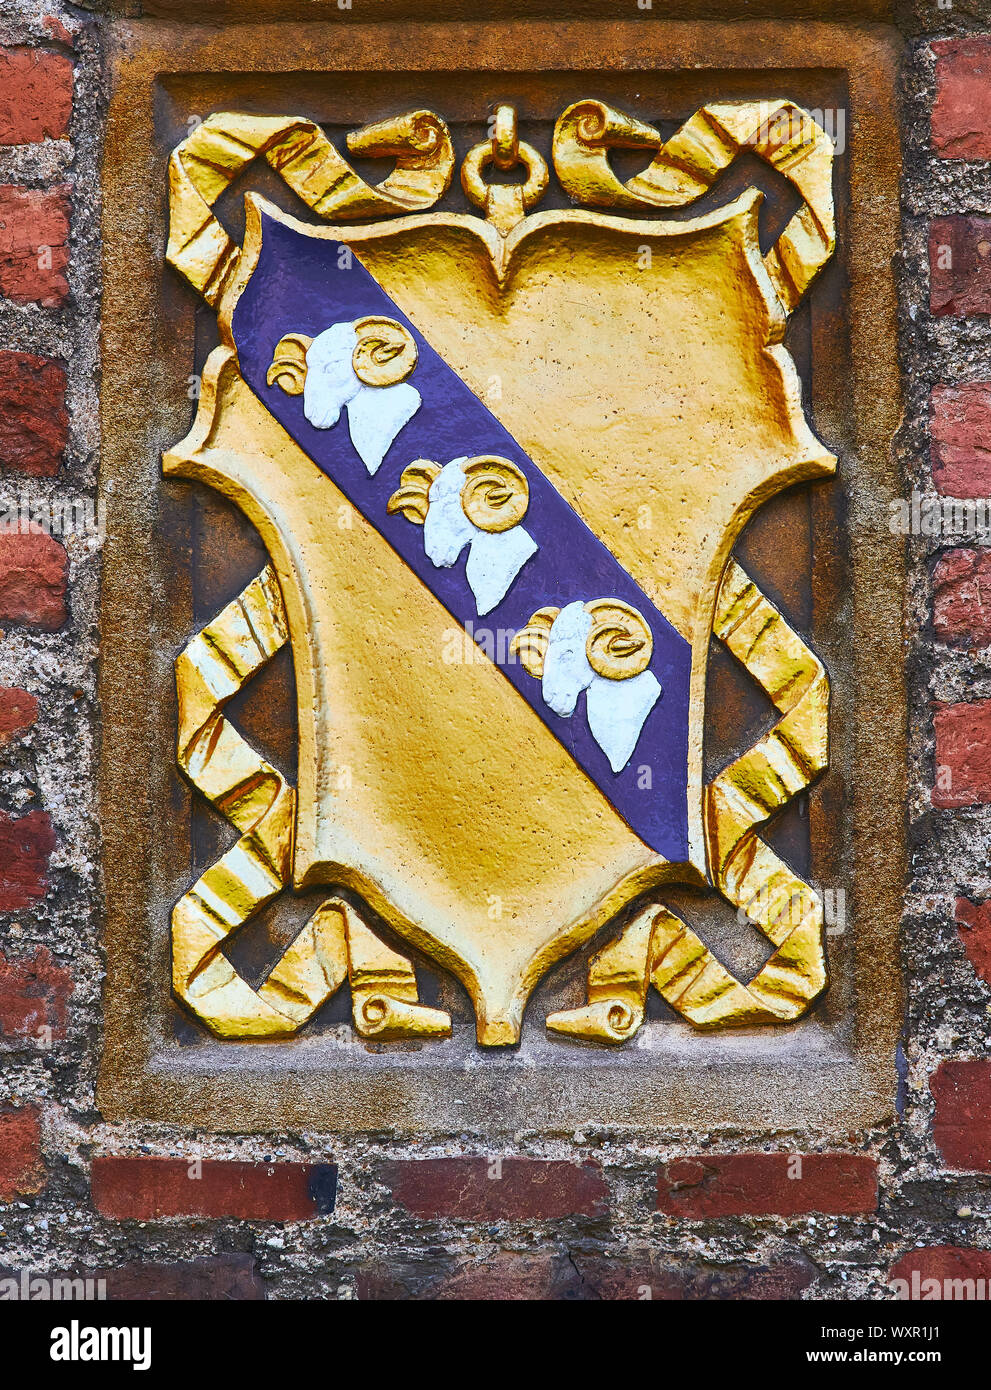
466, 527, 538, 616
586, 668, 662, 773
421, 458, 536, 614
347, 382, 421, 475
541, 601, 594, 717
538, 601, 662, 772
302, 320, 421, 473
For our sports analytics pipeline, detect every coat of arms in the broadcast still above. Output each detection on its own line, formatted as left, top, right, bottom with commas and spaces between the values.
163, 99, 836, 1048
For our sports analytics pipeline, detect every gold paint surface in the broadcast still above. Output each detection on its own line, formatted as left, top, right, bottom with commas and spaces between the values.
163, 99, 837, 1045
166, 350, 665, 1044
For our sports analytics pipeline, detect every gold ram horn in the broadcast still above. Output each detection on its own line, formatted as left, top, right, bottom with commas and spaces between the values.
386, 460, 442, 524
583, 598, 653, 680
351, 316, 418, 388
510, 606, 561, 679
460, 455, 530, 533
266, 333, 313, 396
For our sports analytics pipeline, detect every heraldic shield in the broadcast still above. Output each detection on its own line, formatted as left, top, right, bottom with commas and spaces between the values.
162, 100, 837, 1048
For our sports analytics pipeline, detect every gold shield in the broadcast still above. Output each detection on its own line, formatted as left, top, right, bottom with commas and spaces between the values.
163, 101, 836, 1047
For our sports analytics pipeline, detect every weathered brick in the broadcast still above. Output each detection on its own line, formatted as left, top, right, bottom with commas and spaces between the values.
570, 1253, 817, 1301
0, 686, 37, 745
930, 217, 991, 317
933, 39, 991, 161
0, 810, 55, 912
932, 699, 991, 808
0, 1106, 44, 1200
931, 1059, 991, 1171
383, 1157, 608, 1220
0, 946, 72, 1039
0, 528, 67, 629
0, 351, 68, 476
889, 1246, 991, 1298
933, 549, 991, 646
655, 1153, 877, 1217
99, 1254, 265, 1301
355, 1252, 816, 1300
954, 897, 991, 986
90, 1156, 338, 1221
0, 49, 72, 146
0, 185, 70, 306
931, 384, 991, 498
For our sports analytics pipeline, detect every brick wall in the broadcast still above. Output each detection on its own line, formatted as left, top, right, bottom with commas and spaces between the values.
2, 1, 991, 1302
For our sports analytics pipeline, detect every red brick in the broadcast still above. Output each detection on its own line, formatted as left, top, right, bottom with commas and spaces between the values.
90, 1156, 338, 1221
0, 810, 55, 912
0, 946, 72, 1039
954, 897, 991, 985
42, 18, 74, 49
383, 1157, 608, 1220
655, 1153, 877, 1217
931, 384, 991, 497
0, 185, 69, 306
0, 351, 67, 476
933, 39, 991, 161
570, 1253, 816, 1301
0, 686, 37, 744
99, 1254, 264, 1301
0, 49, 72, 146
889, 1246, 991, 1298
0, 1106, 43, 1200
930, 217, 991, 317
355, 1253, 816, 1300
931, 1059, 991, 1171
932, 699, 991, 808
933, 549, 991, 646
0, 528, 67, 629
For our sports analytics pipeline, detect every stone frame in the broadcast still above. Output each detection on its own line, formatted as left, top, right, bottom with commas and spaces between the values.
97, 13, 905, 1135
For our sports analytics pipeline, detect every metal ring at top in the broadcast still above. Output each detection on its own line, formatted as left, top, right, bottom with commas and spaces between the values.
461, 139, 550, 212
492, 104, 519, 171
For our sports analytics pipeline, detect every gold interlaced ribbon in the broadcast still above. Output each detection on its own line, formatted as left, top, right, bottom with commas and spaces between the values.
546, 560, 829, 1040
172, 566, 450, 1041
171, 567, 347, 1037
651, 560, 829, 1027
167, 109, 455, 306
552, 99, 835, 313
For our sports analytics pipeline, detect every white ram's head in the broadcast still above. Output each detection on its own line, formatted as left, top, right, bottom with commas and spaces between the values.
387, 454, 537, 615
510, 598, 662, 772
267, 316, 421, 475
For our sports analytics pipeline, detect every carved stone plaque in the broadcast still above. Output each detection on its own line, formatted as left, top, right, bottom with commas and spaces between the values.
98, 17, 905, 1134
